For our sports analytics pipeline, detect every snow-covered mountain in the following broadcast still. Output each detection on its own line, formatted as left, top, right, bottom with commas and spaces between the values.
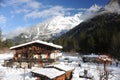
47, 14, 83, 37
12, 13, 83, 42
99, 0, 120, 14
10, 4, 102, 43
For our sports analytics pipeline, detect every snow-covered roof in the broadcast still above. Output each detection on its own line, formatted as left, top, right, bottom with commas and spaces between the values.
54, 64, 74, 71
83, 54, 108, 58
10, 40, 63, 50
31, 68, 65, 79
97, 56, 112, 62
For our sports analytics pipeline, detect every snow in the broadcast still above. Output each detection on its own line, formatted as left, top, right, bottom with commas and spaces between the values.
0, 53, 14, 65
48, 14, 83, 33
83, 54, 108, 58
54, 64, 74, 71
0, 53, 120, 80
7, 13, 83, 40
32, 68, 65, 79
0, 53, 13, 60
105, 0, 120, 13
10, 40, 63, 49
71, 63, 120, 80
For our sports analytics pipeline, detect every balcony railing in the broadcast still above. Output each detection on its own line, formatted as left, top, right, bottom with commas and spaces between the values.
9, 58, 54, 63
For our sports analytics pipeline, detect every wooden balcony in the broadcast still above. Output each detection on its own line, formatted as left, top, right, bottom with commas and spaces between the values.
13, 58, 54, 63
4, 58, 55, 68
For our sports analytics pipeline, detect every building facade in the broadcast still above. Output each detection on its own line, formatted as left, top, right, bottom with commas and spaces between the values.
5, 40, 62, 68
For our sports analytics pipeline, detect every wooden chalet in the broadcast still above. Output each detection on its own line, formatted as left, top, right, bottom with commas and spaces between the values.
6, 40, 62, 68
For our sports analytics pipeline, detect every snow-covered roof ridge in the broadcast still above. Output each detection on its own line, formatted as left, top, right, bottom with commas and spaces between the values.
10, 40, 63, 50
31, 68, 65, 79
54, 64, 74, 71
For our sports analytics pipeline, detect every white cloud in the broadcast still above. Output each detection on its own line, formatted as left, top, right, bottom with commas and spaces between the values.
78, 8, 88, 11
25, 6, 71, 20
80, 4, 101, 20
7, 0, 41, 8
6, 0, 41, 14
26, 0, 41, 9
2, 0, 80, 21
5, 26, 28, 39
13, 9, 30, 14
0, 15, 7, 26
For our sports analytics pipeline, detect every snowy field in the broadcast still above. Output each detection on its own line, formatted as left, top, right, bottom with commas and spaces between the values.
0, 53, 120, 80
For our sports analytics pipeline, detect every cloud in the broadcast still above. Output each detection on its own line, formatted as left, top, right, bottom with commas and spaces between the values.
80, 4, 101, 20
13, 9, 30, 14
23, 3, 97, 21
5, 26, 28, 39
26, 0, 41, 9
78, 8, 88, 11
4, 0, 73, 20
7, 0, 41, 9
24, 6, 72, 20
0, 15, 7, 27
2, 0, 80, 21
5, 0, 41, 14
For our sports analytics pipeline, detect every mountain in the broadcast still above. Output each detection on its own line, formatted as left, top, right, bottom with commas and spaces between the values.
47, 14, 83, 37
9, 4, 101, 44
99, 0, 120, 13
54, 0, 120, 58
11, 13, 83, 43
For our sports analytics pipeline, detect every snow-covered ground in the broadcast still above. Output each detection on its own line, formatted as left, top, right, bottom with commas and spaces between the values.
0, 53, 120, 80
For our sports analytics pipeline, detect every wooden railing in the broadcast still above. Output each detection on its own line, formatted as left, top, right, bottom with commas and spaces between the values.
8, 58, 54, 63
4, 58, 55, 68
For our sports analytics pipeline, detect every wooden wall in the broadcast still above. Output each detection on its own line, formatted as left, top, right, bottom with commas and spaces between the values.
14, 43, 55, 60
32, 72, 65, 80
65, 70, 73, 80
54, 74, 65, 80
9, 43, 60, 68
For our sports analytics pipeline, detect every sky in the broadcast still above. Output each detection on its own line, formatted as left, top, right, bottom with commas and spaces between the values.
0, 0, 109, 37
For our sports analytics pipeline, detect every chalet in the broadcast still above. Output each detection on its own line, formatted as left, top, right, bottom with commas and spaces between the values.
5, 40, 62, 68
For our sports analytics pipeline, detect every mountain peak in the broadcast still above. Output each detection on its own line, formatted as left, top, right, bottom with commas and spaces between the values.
89, 4, 101, 12
108, 0, 120, 6
109, 0, 120, 3
105, 0, 120, 13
